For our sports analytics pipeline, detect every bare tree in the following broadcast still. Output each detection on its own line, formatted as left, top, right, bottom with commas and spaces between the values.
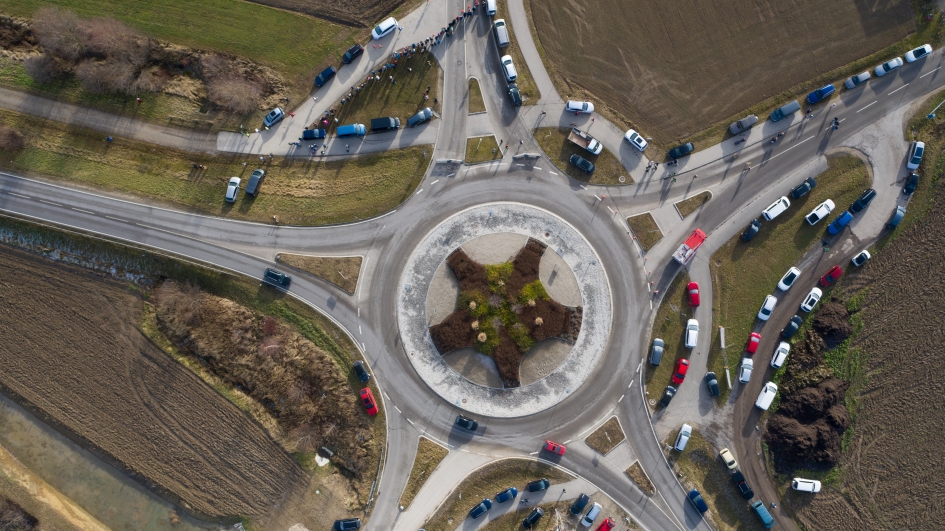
83, 17, 151, 68
23, 54, 68, 84
31, 7, 88, 61
206, 75, 262, 115
0, 126, 25, 151
198, 53, 229, 80
75, 58, 136, 93
133, 67, 168, 93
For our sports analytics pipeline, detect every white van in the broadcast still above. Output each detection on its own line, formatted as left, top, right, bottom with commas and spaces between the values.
493, 19, 510, 48
792, 478, 822, 493
580, 503, 601, 527
755, 382, 778, 410
674, 423, 692, 451
486, 0, 497, 16
762, 196, 791, 221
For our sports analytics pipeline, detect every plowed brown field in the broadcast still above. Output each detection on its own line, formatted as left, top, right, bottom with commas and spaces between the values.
0, 245, 306, 520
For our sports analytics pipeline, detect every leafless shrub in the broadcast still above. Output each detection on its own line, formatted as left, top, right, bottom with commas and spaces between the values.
75, 58, 136, 93
133, 67, 168, 92
287, 380, 311, 403
23, 54, 68, 84
31, 7, 88, 61
198, 53, 229, 80
259, 337, 283, 360
263, 316, 278, 336
206, 75, 262, 115
83, 17, 151, 68
0, 125, 25, 151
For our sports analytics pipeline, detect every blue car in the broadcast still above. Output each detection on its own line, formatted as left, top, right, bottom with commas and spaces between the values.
807, 84, 835, 104
495, 487, 518, 503
827, 211, 853, 235
315, 66, 337, 87
688, 489, 709, 513
469, 498, 492, 519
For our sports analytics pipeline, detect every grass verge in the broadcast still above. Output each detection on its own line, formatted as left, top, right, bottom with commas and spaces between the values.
644, 273, 692, 405
477, 496, 638, 531
494, 2, 540, 105
584, 417, 625, 455
0, 108, 428, 226
707, 155, 871, 401
399, 437, 449, 508
469, 78, 487, 113
421, 459, 572, 531
465, 136, 502, 163
626, 213, 662, 252
675, 191, 712, 219
276, 254, 362, 294
624, 462, 655, 496
533, 127, 630, 185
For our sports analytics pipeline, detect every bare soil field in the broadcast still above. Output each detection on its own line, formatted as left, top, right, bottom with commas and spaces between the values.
0, 245, 306, 520
528, 0, 914, 143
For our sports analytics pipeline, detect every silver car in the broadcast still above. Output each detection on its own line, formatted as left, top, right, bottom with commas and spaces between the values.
565, 100, 594, 114
224, 177, 240, 203
874, 57, 903, 77
649, 338, 664, 366
728, 114, 758, 135
844, 71, 871, 90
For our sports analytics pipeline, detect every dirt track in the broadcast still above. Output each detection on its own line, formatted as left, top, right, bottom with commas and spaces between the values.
0, 245, 306, 519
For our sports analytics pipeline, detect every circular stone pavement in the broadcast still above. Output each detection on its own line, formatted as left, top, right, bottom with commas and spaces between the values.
397, 203, 613, 417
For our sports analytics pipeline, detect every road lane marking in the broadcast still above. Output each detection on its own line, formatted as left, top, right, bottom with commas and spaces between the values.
5, 192, 28, 198
618, 394, 625, 403
358, 325, 362, 334
594, 195, 602, 201
529, 451, 539, 455
534, 167, 542, 170
407, 418, 415, 426
606, 206, 615, 214
580, 185, 587, 190
628, 379, 634, 388
921, 67, 940, 78
394, 406, 402, 414
415, 188, 424, 194
549, 172, 558, 175
447, 172, 455, 177
104, 215, 125, 222
357, 307, 360, 317
562, 439, 572, 445
71, 207, 94, 214
516, 163, 525, 167
38, 199, 61, 206
857, 101, 876, 112
383, 392, 391, 400
767, 135, 814, 161
430, 179, 439, 184
888, 83, 909, 95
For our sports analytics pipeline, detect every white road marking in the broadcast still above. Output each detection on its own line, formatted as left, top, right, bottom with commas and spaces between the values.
549, 172, 558, 175
447, 172, 456, 177
580, 185, 587, 190
71, 207, 94, 214
357, 307, 360, 317
857, 101, 876, 112
384, 392, 391, 400
431, 179, 439, 184
649, 299, 653, 310
767, 135, 814, 161
5, 192, 28, 198
888, 83, 909, 95
516, 163, 525, 167
407, 418, 415, 426
594, 195, 602, 201
358, 325, 362, 334
628, 379, 634, 388
606, 206, 615, 214
38, 199, 61, 206
562, 439, 572, 445
415, 188, 424, 194
921, 67, 940, 78
394, 406, 402, 414
529, 451, 539, 455
534, 167, 543, 170
361, 341, 366, 351
618, 394, 625, 403
104, 215, 124, 222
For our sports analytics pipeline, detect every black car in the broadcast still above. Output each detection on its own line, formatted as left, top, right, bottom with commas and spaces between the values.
525, 478, 550, 492
791, 177, 817, 199
455, 415, 479, 431
263, 268, 291, 288
522, 508, 544, 528
569, 493, 590, 515
705, 372, 720, 397
508, 83, 522, 106
731, 471, 754, 500
315, 65, 337, 87
781, 315, 803, 339
334, 519, 361, 531
903, 172, 919, 195
569, 154, 595, 174
353, 360, 370, 383
342, 43, 364, 64
658, 385, 676, 407
741, 219, 761, 242
667, 142, 695, 160
687, 489, 708, 513
469, 498, 492, 519
849, 188, 877, 214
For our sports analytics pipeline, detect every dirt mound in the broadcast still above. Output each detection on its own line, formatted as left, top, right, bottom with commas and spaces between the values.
764, 378, 849, 472
246, 0, 407, 27
811, 300, 853, 348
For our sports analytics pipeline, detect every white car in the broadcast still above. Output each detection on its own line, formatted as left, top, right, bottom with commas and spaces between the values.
907, 141, 924, 170
739, 358, 753, 383
674, 423, 692, 451
500, 55, 517, 82
623, 129, 648, 151
905, 44, 932, 62
800, 287, 823, 312
719, 448, 737, 470
844, 71, 871, 90
566, 100, 594, 114
778, 267, 801, 291
771, 342, 790, 369
761, 196, 791, 221
224, 177, 240, 203
792, 478, 822, 493
757, 295, 777, 321
805, 199, 835, 225
874, 57, 903, 77
852, 250, 871, 267
371, 17, 398, 40
755, 382, 778, 410
684, 319, 699, 348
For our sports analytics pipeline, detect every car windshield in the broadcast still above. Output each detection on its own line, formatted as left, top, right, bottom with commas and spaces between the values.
374, 24, 384, 34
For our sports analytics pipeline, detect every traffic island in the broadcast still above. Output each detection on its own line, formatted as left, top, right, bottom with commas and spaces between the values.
626, 212, 663, 251
275, 254, 362, 294
399, 437, 449, 509
465, 136, 502, 164
584, 417, 626, 455
534, 127, 631, 185
675, 191, 712, 219
624, 461, 655, 496
468, 78, 486, 114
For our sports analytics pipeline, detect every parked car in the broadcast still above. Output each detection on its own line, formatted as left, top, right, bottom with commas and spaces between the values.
741, 219, 761, 241
334, 519, 361, 531
352, 360, 370, 382
508, 83, 522, 106
770, 100, 800, 122
705, 372, 720, 397
849, 188, 877, 214
569, 494, 590, 515
806, 84, 835, 104
225, 176, 241, 203
263, 107, 284, 127
757, 295, 778, 321
337, 123, 366, 137
623, 129, 648, 151
566, 100, 594, 114
687, 489, 709, 513
650, 338, 665, 366
263, 268, 291, 287
739, 358, 753, 383
315, 66, 337, 87
852, 250, 871, 267
827, 211, 854, 235
800, 287, 823, 312
755, 382, 778, 410
342, 43, 364, 64
302, 128, 327, 140
792, 478, 822, 493
407, 107, 433, 127
469, 498, 492, 519
570, 154, 595, 174
729, 114, 758, 135
671, 358, 690, 385
820, 265, 843, 286
522, 508, 544, 528
580, 503, 601, 527
496, 487, 518, 503
500, 55, 517, 82
805, 199, 835, 225
771, 342, 790, 369
544, 440, 566, 455
360, 388, 378, 415
907, 141, 925, 170
371, 17, 398, 40
778, 267, 801, 291
684, 319, 699, 348
526, 479, 550, 492
844, 71, 871, 90
719, 448, 737, 470
594, 518, 615, 531
781, 315, 803, 339
370, 117, 400, 132
456, 415, 479, 431
791, 177, 817, 199
658, 386, 676, 407
761, 196, 791, 221
751, 500, 776, 528
905, 43, 932, 62
903, 172, 919, 195
888, 205, 907, 228
674, 423, 692, 451
874, 57, 904, 76
668, 142, 695, 160
687, 281, 700, 307
732, 471, 754, 500
745, 332, 761, 354
245, 169, 265, 196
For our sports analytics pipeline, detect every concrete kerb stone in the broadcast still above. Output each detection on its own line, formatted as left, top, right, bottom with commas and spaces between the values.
396, 202, 613, 417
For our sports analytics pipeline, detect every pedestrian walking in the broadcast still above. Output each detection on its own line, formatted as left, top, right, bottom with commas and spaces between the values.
289, 112, 295, 117
671, 177, 677, 183
693, 174, 698, 179
106, 136, 113, 142
345, 144, 350, 152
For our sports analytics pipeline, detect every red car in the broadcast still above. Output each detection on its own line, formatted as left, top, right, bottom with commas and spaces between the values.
595, 518, 615, 531
671, 358, 690, 385
687, 282, 701, 307
360, 388, 378, 416
745, 332, 761, 355
819, 265, 844, 286
544, 440, 566, 455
